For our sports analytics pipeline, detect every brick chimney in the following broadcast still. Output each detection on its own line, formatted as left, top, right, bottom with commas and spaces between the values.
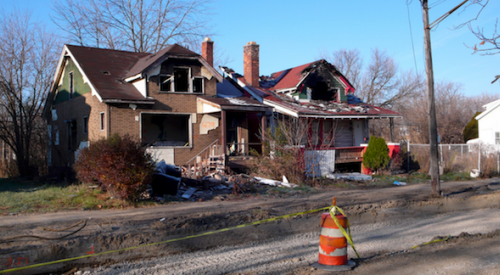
201, 37, 214, 67
244, 41, 259, 87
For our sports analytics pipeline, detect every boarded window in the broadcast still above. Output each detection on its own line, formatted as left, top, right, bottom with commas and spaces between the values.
142, 114, 190, 146
174, 68, 189, 92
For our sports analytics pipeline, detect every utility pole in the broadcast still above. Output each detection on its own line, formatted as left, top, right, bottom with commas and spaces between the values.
422, 0, 441, 197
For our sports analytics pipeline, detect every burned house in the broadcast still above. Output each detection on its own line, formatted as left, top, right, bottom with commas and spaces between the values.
222, 42, 401, 174
43, 39, 271, 175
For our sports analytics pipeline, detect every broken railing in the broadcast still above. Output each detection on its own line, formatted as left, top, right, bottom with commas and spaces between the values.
185, 139, 224, 178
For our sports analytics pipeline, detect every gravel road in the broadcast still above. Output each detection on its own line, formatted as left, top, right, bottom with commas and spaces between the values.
87, 207, 500, 275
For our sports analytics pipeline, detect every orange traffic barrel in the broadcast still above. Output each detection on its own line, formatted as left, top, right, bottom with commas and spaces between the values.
313, 197, 356, 271
318, 212, 348, 265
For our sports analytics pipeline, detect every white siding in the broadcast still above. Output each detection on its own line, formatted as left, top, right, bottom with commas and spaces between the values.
478, 103, 500, 146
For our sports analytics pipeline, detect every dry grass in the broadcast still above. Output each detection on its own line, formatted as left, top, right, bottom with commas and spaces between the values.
0, 178, 154, 215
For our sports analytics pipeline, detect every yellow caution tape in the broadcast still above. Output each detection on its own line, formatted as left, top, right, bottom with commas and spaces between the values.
411, 235, 450, 249
329, 206, 361, 259
0, 205, 332, 274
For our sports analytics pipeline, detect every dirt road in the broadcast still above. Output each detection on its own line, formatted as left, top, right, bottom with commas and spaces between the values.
1, 178, 499, 274
88, 208, 500, 275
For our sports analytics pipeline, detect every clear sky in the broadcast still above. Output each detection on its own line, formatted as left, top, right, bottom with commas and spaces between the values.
2, 0, 499, 98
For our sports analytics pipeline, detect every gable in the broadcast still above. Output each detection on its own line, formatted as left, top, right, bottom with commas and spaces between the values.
54, 58, 91, 104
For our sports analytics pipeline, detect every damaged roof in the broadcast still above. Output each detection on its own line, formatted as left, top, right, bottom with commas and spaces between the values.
199, 96, 271, 112
264, 93, 400, 118
260, 60, 355, 94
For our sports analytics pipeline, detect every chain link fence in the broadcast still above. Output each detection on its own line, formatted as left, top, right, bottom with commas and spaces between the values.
401, 142, 500, 176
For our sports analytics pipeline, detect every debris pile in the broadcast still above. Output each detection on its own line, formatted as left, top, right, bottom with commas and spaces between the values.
150, 161, 300, 202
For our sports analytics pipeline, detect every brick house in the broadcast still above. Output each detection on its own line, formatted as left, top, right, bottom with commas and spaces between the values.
222, 42, 401, 175
43, 39, 271, 175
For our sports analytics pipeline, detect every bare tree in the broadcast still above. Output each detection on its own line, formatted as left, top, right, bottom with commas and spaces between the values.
320, 49, 363, 89
52, 0, 213, 53
325, 48, 424, 110
0, 10, 59, 176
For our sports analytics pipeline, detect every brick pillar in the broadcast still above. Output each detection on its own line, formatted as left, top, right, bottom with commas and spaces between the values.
244, 41, 259, 87
201, 37, 214, 67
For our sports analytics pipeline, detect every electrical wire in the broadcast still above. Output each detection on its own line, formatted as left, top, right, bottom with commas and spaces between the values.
407, 0, 419, 72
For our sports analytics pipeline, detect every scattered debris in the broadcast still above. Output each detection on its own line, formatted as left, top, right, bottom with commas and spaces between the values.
394, 181, 407, 186
181, 187, 197, 199
470, 169, 481, 178
326, 173, 372, 181
254, 176, 298, 188
159, 218, 165, 222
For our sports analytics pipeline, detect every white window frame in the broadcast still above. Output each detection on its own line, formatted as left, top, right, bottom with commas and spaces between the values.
100, 112, 105, 131
158, 74, 173, 92
191, 76, 204, 94
140, 112, 192, 148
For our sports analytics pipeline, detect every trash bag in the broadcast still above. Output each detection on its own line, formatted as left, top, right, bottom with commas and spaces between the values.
151, 173, 181, 196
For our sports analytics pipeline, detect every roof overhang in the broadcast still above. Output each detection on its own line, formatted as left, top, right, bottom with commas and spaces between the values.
102, 98, 155, 104
197, 97, 270, 114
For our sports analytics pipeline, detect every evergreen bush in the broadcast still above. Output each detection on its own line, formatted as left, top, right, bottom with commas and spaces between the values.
362, 136, 390, 173
74, 134, 155, 201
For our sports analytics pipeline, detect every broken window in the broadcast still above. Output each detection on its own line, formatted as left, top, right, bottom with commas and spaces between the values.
192, 77, 204, 93
67, 120, 77, 151
159, 75, 172, 92
174, 68, 190, 92
142, 113, 190, 146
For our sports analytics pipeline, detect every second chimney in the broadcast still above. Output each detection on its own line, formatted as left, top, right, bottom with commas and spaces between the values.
202, 37, 214, 67
244, 41, 259, 87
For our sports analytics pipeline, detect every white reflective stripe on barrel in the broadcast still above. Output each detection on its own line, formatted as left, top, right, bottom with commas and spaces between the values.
318, 246, 347, 257
320, 227, 344, 238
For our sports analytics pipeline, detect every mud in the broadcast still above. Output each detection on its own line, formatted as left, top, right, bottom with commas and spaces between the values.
0, 179, 499, 274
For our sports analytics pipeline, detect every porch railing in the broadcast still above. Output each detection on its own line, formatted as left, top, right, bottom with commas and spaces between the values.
185, 139, 224, 178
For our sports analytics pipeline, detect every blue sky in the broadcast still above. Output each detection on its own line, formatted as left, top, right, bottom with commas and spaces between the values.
2, 0, 499, 97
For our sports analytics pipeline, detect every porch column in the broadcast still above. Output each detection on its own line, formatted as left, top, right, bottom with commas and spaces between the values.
221, 110, 227, 157
261, 112, 267, 154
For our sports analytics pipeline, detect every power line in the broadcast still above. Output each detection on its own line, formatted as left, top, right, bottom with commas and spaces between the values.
407, 1, 419, 72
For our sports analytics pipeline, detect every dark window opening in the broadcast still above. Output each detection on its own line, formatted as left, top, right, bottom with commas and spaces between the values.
69, 72, 74, 99
159, 75, 172, 92
100, 112, 105, 131
193, 77, 203, 93
142, 114, 190, 146
311, 82, 335, 101
67, 120, 77, 151
174, 68, 189, 92
83, 116, 88, 134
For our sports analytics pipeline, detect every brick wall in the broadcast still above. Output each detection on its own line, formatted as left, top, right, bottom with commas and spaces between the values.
49, 92, 106, 167
107, 59, 220, 166
244, 42, 260, 87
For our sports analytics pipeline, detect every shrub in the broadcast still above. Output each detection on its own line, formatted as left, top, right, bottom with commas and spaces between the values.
74, 134, 155, 201
362, 136, 390, 173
